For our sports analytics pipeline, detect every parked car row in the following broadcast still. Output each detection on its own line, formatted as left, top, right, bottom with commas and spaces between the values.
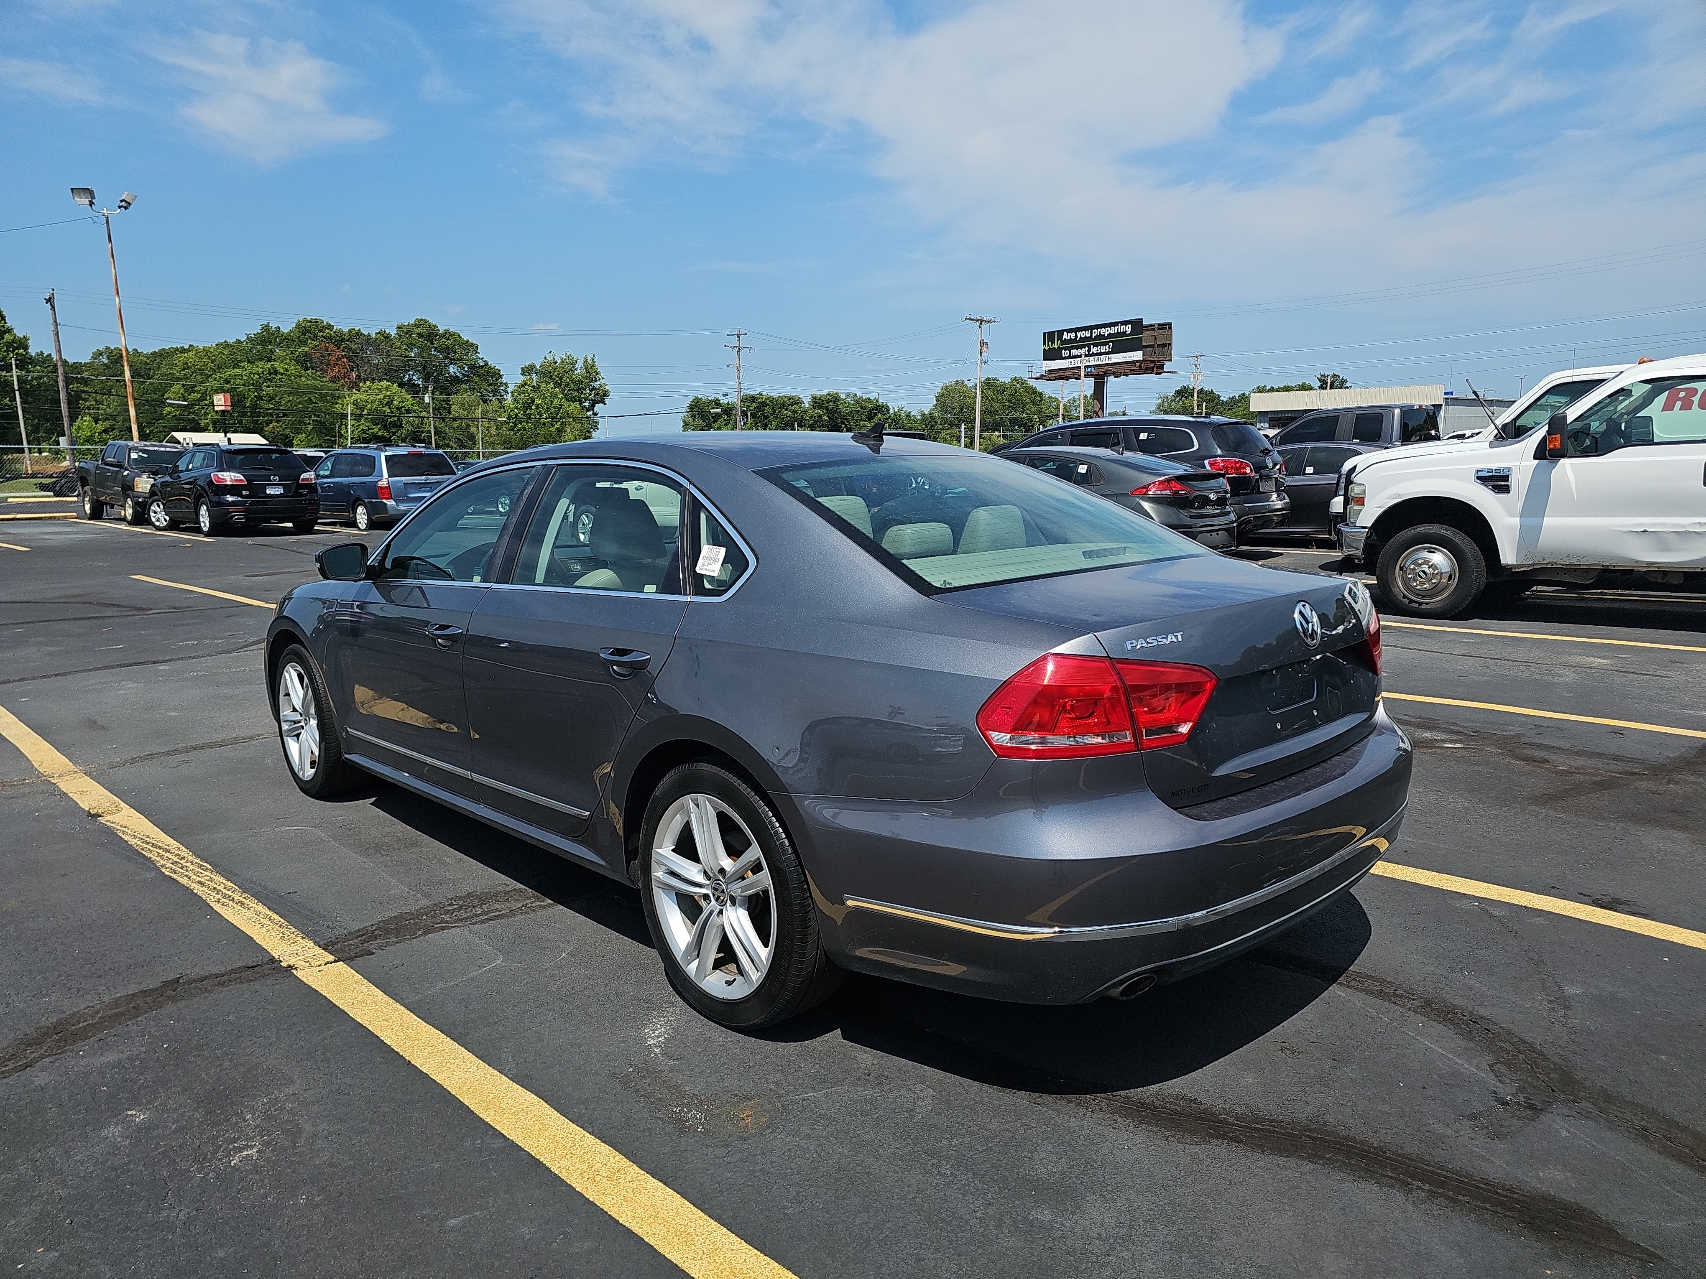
76, 442, 463, 536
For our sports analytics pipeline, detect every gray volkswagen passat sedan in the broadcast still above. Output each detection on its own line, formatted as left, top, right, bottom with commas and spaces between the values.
264, 432, 1409, 1028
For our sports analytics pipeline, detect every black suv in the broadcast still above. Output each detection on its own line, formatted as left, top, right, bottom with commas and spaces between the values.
148, 443, 320, 535
998, 416, 1288, 538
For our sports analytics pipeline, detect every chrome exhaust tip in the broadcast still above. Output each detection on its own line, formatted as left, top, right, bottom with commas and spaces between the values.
1107, 972, 1158, 1001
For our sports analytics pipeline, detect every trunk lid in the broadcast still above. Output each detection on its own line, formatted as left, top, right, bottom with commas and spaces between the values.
947, 556, 1379, 809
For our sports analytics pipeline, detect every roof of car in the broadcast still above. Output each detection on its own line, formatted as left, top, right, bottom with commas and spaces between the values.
499, 430, 975, 469
1004, 445, 1188, 468
1037, 415, 1243, 428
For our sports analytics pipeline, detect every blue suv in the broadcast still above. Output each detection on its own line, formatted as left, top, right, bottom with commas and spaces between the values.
313, 447, 458, 531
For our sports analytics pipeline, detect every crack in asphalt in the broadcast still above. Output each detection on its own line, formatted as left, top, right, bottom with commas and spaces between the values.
0, 637, 265, 687
0, 885, 557, 1081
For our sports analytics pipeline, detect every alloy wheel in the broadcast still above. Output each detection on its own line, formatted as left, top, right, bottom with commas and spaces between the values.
1395, 543, 1458, 604
148, 498, 171, 530
197, 501, 213, 535
277, 660, 321, 780
650, 793, 775, 1000
354, 501, 370, 532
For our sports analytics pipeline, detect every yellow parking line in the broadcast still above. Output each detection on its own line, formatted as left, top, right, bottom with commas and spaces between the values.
0, 541, 28, 552
131, 574, 273, 609
1372, 862, 1706, 952
78, 518, 209, 543
0, 512, 75, 521
0, 702, 795, 1279
1384, 692, 1706, 740
1383, 621, 1706, 654
3, 494, 75, 503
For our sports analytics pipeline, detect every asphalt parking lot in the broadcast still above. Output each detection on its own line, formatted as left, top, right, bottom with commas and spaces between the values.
3, 516, 1703, 1277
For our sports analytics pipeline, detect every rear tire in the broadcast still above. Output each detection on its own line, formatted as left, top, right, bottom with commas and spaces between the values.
292, 519, 317, 534
80, 486, 103, 519
274, 644, 360, 798
639, 762, 842, 1029
353, 501, 371, 533
196, 499, 217, 536
1376, 524, 1487, 618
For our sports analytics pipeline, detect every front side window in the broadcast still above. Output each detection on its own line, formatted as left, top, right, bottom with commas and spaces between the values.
511, 464, 684, 593
1567, 376, 1706, 456
1399, 408, 1440, 443
102, 443, 123, 464
378, 467, 535, 583
766, 449, 1202, 593
1278, 415, 1338, 445
316, 456, 336, 478
1503, 378, 1608, 438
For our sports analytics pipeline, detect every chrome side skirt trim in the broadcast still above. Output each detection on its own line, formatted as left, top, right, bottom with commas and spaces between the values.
345, 727, 591, 819
344, 753, 611, 876
844, 805, 1405, 943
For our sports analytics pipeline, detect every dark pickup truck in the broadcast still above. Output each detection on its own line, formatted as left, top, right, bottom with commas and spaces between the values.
78, 441, 185, 525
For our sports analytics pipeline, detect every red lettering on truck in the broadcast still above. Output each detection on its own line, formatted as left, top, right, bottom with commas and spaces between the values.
1660, 386, 1699, 412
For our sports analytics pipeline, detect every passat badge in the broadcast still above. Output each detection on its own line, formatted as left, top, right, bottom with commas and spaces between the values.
1126, 631, 1183, 651
1293, 601, 1322, 648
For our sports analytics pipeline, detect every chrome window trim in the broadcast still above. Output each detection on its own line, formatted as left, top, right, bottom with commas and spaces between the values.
346, 727, 591, 819
489, 457, 758, 604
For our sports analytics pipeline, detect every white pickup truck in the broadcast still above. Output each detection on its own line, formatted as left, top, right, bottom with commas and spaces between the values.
1335, 355, 1706, 616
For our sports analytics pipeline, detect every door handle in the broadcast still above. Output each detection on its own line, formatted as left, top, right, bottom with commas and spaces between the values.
427, 623, 465, 649
599, 647, 651, 677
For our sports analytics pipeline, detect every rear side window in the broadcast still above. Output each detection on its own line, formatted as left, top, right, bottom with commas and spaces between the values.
1129, 426, 1197, 455
385, 451, 456, 478
1277, 414, 1338, 446
1278, 446, 1310, 477
1352, 412, 1385, 443
1069, 430, 1121, 449
1311, 445, 1362, 473
692, 506, 750, 597
1209, 421, 1268, 454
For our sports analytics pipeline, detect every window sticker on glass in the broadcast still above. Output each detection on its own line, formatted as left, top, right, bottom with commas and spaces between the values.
695, 544, 727, 576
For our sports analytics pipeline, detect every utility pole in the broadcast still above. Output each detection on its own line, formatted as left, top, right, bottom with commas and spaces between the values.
1078, 355, 1087, 421
425, 381, 436, 448
346, 397, 353, 448
1189, 353, 1204, 417
476, 401, 482, 459
963, 316, 996, 450
1059, 378, 1065, 425
725, 330, 749, 429
44, 290, 73, 463
10, 357, 31, 475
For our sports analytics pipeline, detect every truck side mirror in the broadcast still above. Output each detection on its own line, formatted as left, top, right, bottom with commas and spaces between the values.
317, 542, 372, 581
1544, 410, 1569, 460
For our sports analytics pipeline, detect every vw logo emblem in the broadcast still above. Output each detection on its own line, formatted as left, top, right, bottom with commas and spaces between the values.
1293, 601, 1322, 648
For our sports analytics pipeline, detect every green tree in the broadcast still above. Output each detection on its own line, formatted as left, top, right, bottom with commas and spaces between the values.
1151, 381, 1317, 421
345, 381, 426, 444
916, 377, 1069, 448
391, 318, 507, 401
506, 352, 608, 446
1317, 373, 1350, 390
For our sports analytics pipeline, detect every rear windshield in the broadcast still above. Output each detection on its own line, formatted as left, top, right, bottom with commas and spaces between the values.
224, 449, 303, 472
1209, 421, 1269, 454
130, 447, 181, 467
762, 451, 1204, 593
386, 451, 456, 477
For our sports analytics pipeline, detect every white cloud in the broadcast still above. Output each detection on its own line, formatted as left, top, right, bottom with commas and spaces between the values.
153, 32, 387, 165
0, 57, 102, 103
1262, 70, 1384, 125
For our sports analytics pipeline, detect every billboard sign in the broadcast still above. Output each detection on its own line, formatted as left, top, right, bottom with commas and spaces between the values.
1041, 319, 1172, 375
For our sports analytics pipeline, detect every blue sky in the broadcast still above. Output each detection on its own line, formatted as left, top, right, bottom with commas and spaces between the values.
4, 0, 1704, 430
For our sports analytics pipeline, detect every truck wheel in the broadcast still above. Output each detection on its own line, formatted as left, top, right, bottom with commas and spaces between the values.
1376, 524, 1487, 618
122, 495, 146, 525
80, 486, 103, 520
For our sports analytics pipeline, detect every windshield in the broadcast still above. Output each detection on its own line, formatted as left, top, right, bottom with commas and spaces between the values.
1564, 375, 1706, 457
1501, 378, 1609, 438
763, 450, 1204, 593
130, 448, 181, 468
225, 449, 304, 472
386, 451, 456, 477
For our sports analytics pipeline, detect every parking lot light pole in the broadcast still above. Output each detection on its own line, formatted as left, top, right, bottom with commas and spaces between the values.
72, 188, 141, 442
965, 315, 996, 450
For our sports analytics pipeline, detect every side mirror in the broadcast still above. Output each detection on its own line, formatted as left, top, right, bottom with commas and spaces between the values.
1544, 410, 1569, 460
317, 542, 372, 581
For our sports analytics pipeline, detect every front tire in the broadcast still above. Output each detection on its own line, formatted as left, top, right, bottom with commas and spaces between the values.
275, 644, 360, 798
147, 496, 174, 530
123, 494, 146, 525
196, 499, 217, 536
80, 486, 103, 519
1376, 524, 1487, 618
353, 501, 372, 533
639, 763, 841, 1029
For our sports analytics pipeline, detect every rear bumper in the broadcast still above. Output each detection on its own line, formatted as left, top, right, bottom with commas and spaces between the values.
214, 496, 320, 523
1232, 493, 1290, 534
800, 708, 1411, 1004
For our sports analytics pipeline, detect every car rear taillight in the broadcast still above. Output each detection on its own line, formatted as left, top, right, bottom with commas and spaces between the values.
1130, 477, 1192, 496
375, 479, 392, 500
210, 471, 247, 486
299, 472, 316, 484
1117, 661, 1219, 750
1350, 609, 1382, 675
977, 654, 1218, 759
1203, 456, 1254, 477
